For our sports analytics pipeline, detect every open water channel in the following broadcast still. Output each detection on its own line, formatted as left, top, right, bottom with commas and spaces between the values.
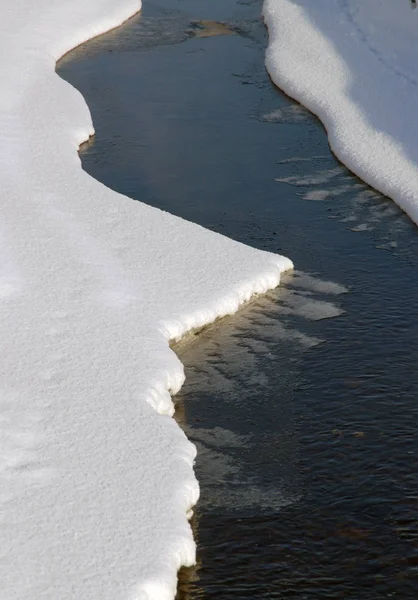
58, 0, 418, 597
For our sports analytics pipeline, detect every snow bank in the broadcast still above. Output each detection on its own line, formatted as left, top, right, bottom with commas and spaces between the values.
263, 0, 418, 225
0, 1, 292, 598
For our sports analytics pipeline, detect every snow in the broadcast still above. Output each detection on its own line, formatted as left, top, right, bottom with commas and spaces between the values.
263, 0, 418, 226
0, 1, 293, 599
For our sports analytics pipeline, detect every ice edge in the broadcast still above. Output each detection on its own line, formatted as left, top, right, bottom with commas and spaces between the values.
49, 3, 293, 600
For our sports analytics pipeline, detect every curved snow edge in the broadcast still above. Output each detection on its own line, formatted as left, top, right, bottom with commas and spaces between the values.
262, 0, 418, 226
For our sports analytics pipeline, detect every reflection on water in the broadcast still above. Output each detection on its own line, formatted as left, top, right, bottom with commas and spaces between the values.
58, 0, 418, 597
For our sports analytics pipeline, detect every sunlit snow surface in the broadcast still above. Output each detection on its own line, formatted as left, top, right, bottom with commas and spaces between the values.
0, 1, 293, 599
263, 0, 418, 225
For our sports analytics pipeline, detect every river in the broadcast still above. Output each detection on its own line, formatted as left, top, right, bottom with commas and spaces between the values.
58, 0, 418, 597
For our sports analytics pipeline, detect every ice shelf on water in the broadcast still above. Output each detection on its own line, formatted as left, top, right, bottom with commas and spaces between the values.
0, 1, 293, 599
263, 0, 418, 226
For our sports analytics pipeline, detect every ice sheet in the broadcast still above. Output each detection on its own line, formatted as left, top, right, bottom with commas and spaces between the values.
0, 1, 292, 598
263, 0, 418, 225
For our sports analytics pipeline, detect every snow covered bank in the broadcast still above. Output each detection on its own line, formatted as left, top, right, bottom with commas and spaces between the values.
263, 0, 418, 225
0, 1, 292, 599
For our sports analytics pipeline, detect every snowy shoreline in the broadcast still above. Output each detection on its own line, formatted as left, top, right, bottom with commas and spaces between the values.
1, 1, 292, 599
263, 0, 418, 227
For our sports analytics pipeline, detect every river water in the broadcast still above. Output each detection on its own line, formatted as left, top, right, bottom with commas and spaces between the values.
58, 0, 418, 597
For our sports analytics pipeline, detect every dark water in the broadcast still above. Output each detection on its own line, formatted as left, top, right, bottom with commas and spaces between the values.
58, 1, 418, 597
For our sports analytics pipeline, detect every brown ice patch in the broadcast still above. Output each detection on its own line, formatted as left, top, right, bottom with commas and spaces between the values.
189, 20, 236, 38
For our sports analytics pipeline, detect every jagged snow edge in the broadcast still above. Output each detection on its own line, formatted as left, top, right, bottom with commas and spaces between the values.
51, 3, 294, 599
137, 260, 292, 600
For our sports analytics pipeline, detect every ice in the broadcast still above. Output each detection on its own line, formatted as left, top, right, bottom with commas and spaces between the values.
263, 0, 418, 226
275, 167, 345, 187
261, 104, 311, 124
0, 1, 293, 599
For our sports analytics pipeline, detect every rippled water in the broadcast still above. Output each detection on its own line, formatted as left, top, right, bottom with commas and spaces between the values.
58, 0, 418, 597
